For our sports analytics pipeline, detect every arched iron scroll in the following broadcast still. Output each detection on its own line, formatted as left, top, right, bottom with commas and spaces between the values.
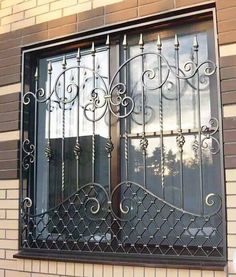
21, 34, 224, 259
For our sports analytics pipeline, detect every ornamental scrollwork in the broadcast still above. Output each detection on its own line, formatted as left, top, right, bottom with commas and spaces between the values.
22, 139, 35, 170
201, 117, 220, 155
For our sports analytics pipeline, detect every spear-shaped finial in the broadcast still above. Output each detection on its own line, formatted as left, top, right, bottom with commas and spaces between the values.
123, 34, 127, 49
139, 33, 144, 49
105, 34, 110, 47
76, 48, 81, 63
47, 61, 52, 74
174, 34, 179, 49
193, 35, 199, 50
34, 67, 38, 80
157, 34, 162, 50
62, 55, 67, 69
91, 42, 95, 54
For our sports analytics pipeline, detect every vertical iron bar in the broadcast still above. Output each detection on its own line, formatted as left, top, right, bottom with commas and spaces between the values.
91, 42, 96, 183
106, 35, 112, 194
33, 67, 38, 207
46, 61, 52, 203
139, 34, 147, 188
61, 56, 67, 200
175, 35, 184, 209
123, 34, 129, 181
193, 36, 204, 215
157, 35, 165, 198
76, 48, 81, 190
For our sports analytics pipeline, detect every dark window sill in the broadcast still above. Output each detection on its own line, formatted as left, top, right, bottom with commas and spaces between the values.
14, 249, 226, 271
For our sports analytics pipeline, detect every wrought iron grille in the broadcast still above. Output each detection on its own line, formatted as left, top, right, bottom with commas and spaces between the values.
21, 29, 225, 264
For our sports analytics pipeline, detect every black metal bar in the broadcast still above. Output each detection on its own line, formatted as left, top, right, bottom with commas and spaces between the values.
91, 42, 96, 183
33, 67, 38, 209
61, 55, 67, 200
139, 34, 147, 188
75, 48, 81, 190
193, 36, 204, 215
175, 35, 184, 209
106, 35, 112, 194
123, 34, 129, 181
157, 35, 165, 198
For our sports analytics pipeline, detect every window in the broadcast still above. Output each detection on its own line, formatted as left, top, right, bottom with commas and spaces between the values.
20, 12, 226, 266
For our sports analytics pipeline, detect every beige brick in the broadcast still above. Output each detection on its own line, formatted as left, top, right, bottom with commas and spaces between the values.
0, 7, 12, 18
40, 260, 48, 273
178, 269, 190, 277
0, 200, 18, 210
0, 180, 19, 190
1, 12, 24, 25
201, 271, 214, 277
0, 239, 18, 250
104, 265, 112, 277
167, 268, 178, 277
6, 210, 18, 220
144, 267, 155, 277
74, 263, 84, 276
227, 209, 236, 221
93, 0, 122, 8
84, 263, 93, 277
6, 190, 19, 200
37, 0, 55, 5
0, 230, 5, 239
25, 4, 50, 17
24, 259, 32, 272
114, 266, 123, 277
229, 262, 236, 274
1, 0, 23, 8
13, 0, 37, 13
0, 219, 18, 230
5, 270, 30, 277
220, 43, 236, 57
189, 270, 201, 277
224, 105, 236, 118
0, 210, 6, 219
63, 2, 92, 16
5, 250, 16, 260
228, 248, 236, 261
124, 266, 134, 277
133, 267, 144, 277
0, 131, 20, 141
0, 249, 5, 259
0, 24, 11, 34
51, 0, 77, 10
32, 260, 40, 272
32, 273, 60, 277
0, 83, 21, 95
57, 262, 66, 275
66, 262, 75, 276
94, 264, 103, 277
214, 271, 227, 277
228, 234, 236, 247
11, 17, 36, 31
227, 196, 236, 208
228, 222, 236, 234
6, 229, 18, 240
227, 182, 236, 195
156, 268, 167, 277
226, 169, 236, 182
36, 10, 62, 24
48, 261, 57, 274
0, 190, 6, 199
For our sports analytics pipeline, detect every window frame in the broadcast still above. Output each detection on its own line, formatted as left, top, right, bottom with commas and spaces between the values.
16, 5, 227, 269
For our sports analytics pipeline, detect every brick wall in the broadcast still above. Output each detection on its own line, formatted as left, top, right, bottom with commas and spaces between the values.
0, 0, 236, 276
